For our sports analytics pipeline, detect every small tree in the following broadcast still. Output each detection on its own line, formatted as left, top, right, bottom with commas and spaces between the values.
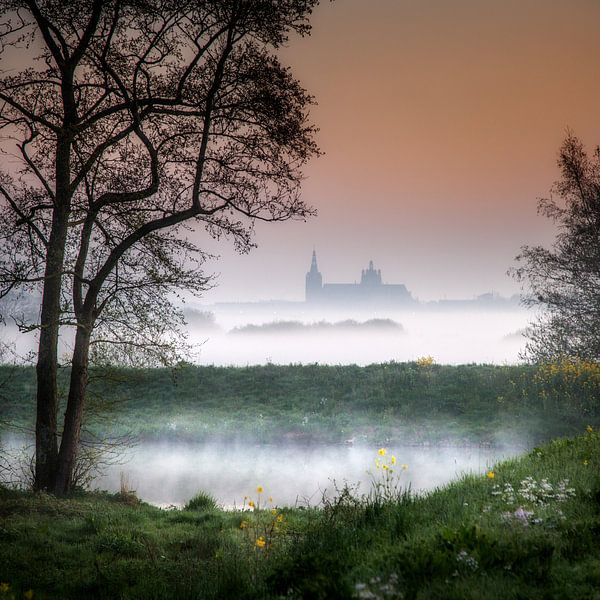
514, 134, 600, 362
0, 0, 319, 494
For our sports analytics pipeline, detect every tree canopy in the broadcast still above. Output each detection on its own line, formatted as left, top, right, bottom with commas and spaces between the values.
0, 0, 320, 492
514, 134, 600, 362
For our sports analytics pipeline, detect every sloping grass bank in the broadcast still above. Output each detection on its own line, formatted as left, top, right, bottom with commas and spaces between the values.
0, 430, 599, 599
1, 362, 598, 445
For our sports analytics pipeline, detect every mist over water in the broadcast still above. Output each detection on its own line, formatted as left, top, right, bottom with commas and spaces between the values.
0, 435, 522, 508
104, 442, 521, 508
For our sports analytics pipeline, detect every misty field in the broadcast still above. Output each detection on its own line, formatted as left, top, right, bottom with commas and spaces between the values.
2, 361, 597, 448
2, 360, 600, 598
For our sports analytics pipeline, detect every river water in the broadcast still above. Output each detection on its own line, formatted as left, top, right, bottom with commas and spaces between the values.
1, 436, 522, 508
1, 304, 530, 505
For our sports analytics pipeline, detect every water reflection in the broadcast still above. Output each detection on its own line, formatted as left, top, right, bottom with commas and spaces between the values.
92, 441, 521, 508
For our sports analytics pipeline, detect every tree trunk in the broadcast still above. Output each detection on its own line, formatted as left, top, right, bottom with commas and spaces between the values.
53, 321, 92, 495
34, 205, 70, 491
34, 136, 72, 492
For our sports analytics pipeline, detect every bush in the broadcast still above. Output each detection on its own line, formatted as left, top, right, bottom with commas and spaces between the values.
185, 491, 217, 511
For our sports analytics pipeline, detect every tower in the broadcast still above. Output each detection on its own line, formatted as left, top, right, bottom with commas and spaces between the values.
360, 259, 382, 286
305, 249, 322, 302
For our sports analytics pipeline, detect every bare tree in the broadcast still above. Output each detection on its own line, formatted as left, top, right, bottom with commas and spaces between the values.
0, 0, 319, 494
513, 134, 600, 362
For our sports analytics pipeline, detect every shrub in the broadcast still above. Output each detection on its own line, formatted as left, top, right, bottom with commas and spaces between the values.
185, 491, 217, 511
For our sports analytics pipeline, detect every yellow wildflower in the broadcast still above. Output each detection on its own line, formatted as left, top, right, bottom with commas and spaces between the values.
268, 496, 273, 503
0, 584, 9, 594
401, 464, 409, 471
586, 425, 594, 433
416, 355, 434, 367
239, 520, 248, 529
255, 536, 266, 548
276, 514, 284, 523
583, 459, 589, 466
270, 508, 277, 515
390, 455, 397, 465
256, 486, 264, 494
248, 500, 255, 508
378, 448, 387, 456
487, 471, 495, 479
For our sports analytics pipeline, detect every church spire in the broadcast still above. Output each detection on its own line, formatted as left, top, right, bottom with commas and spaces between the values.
306, 248, 323, 302
310, 248, 319, 272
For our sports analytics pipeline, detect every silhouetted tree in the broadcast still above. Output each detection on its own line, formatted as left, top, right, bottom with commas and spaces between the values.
0, 0, 319, 494
514, 134, 600, 361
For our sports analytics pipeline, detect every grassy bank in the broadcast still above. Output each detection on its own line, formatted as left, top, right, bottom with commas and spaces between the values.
0, 430, 599, 599
1, 361, 599, 446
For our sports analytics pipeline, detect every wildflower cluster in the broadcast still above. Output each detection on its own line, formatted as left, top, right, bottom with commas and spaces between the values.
534, 358, 600, 414
353, 573, 400, 600
518, 477, 575, 504
371, 448, 408, 503
455, 549, 479, 573
492, 477, 575, 506
536, 358, 600, 383
415, 355, 435, 368
500, 506, 542, 526
239, 486, 285, 553
490, 476, 575, 527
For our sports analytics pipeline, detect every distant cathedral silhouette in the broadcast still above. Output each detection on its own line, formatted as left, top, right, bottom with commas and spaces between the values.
305, 250, 414, 305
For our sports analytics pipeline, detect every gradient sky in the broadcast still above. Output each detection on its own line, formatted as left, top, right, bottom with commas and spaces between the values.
190, 1, 598, 301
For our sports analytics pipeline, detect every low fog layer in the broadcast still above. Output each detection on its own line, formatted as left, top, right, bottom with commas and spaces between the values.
1, 304, 531, 365
229, 318, 403, 334
0, 435, 521, 508
187, 305, 530, 365
89, 441, 522, 507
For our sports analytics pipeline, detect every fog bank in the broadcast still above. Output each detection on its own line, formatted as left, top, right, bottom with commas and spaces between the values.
1, 435, 522, 508
86, 441, 523, 507
188, 306, 530, 365
1, 304, 532, 366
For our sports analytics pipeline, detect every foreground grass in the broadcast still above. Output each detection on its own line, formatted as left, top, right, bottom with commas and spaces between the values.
1, 362, 598, 445
1, 430, 599, 599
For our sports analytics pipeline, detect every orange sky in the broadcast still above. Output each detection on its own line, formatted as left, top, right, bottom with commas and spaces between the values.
189, 1, 600, 300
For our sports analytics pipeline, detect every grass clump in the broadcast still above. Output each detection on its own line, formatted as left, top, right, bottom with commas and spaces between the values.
185, 490, 217, 511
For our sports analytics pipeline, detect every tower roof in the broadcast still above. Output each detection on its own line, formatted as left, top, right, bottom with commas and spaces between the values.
310, 249, 319, 273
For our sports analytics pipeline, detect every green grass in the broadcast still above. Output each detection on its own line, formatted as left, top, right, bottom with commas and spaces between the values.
185, 491, 217, 512
1, 430, 599, 599
1, 362, 598, 446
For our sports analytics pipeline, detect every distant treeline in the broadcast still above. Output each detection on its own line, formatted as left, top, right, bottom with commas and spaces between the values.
182, 308, 220, 329
1, 362, 598, 447
230, 318, 403, 334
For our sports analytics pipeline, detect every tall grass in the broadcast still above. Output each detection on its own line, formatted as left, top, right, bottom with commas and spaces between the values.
1, 362, 598, 446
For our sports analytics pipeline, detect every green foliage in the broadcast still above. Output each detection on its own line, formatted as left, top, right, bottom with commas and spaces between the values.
269, 429, 600, 599
0, 431, 599, 598
1, 362, 598, 447
513, 134, 600, 362
185, 491, 217, 512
